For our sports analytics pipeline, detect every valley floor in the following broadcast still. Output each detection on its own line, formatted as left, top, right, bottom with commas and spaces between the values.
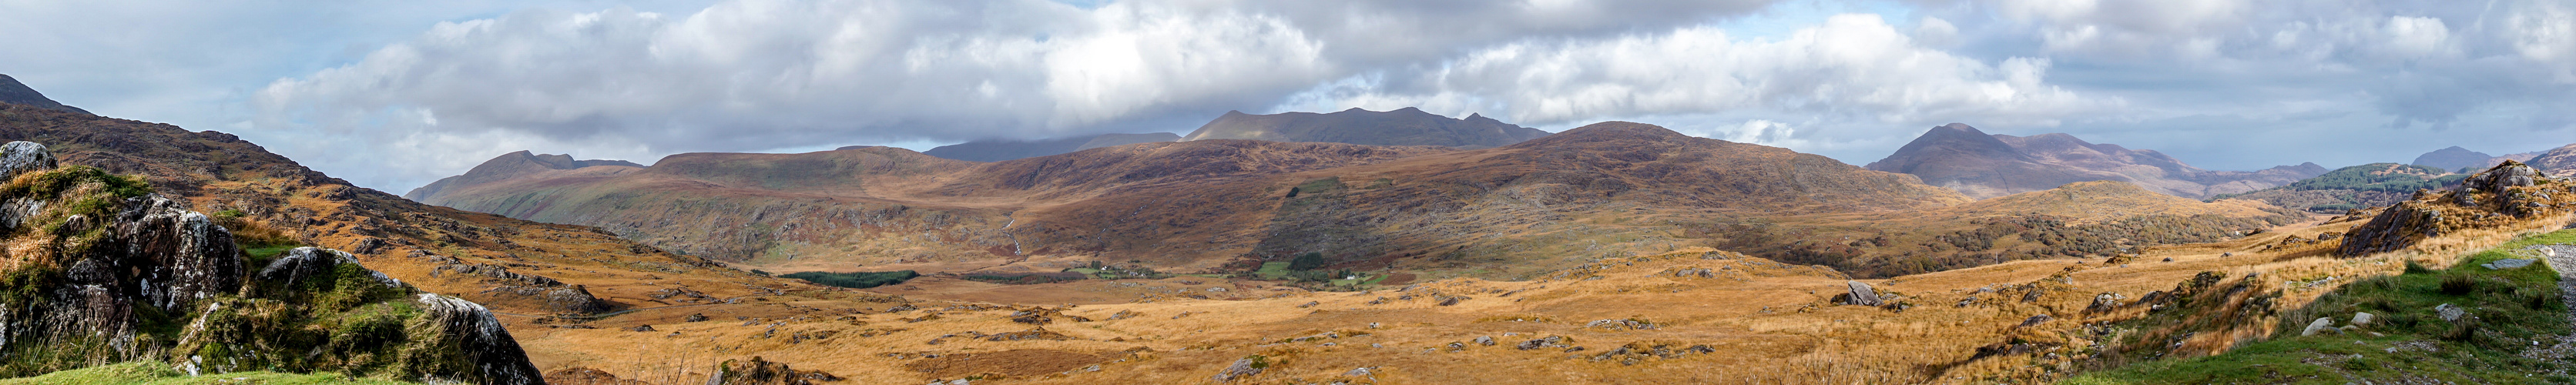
498, 212, 2576, 384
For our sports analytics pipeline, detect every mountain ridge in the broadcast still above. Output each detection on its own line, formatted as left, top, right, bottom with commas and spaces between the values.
1182, 107, 1551, 148
1866, 123, 2325, 199
0, 74, 91, 116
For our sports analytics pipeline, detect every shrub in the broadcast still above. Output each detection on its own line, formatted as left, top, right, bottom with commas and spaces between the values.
2438, 274, 2477, 296
1288, 252, 1328, 271
780, 270, 919, 289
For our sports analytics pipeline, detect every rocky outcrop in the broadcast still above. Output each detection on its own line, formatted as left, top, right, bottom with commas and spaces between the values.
427, 255, 613, 313
411, 293, 547, 384
0, 141, 56, 178
0, 142, 544, 383
711, 356, 841, 384
1841, 281, 1884, 306
2342, 161, 2573, 256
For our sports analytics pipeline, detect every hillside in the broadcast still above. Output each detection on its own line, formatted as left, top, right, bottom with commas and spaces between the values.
908, 132, 1181, 162
0, 142, 540, 382
399, 151, 642, 201
0, 74, 89, 116
1865, 123, 2326, 199
2530, 143, 2576, 179
1182, 107, 1551, 148
2410, 146, 2494, 171
412, 120, 2304, 280
2214, 162, 2469, 213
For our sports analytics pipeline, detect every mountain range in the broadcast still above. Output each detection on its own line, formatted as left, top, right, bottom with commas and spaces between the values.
410, 116, 2302, 278
1864, 123, 2326, 199
2410, 146, 2544, 172
1182, 107, 1551, 148
0, 74, 90, 116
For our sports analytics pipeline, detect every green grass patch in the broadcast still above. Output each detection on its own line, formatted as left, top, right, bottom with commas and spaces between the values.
0, 362, 422, 385
1255, 262, 1293, 280
779, 270, 919, 289
2071, 229, 2574, 384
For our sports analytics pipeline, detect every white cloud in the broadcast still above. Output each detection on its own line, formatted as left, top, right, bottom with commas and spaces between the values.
1296, 14, 2110, 140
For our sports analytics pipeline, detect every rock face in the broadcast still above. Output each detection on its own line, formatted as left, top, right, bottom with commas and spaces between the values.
2341, 161, 2572, 256
0, 74, 91, 116
913, 132, 1182, 162
1866, 123, 2325, 199
1842, 281, 1884, 306
0, 141, 56, 178
2412, 146, 2497, 171
0, 142, 543, 383
1182, 107, 1551, 148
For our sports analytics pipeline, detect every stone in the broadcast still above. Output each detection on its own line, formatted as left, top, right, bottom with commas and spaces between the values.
414, 293, 548, 384
628, 325, 656, 332
0, 141, 57, 179
1343, 367, 1374, 377
2435, 303, 2466, 322
2016, 314, 2053, 328
2301, 317, 2340, 336
1213, 357, 1263, 381
686, 313, 711, 322
1517, 336, 1573, 350
1842, 281, 1883, 306
2481, 258, 2537, 270
1474, 336, 1495, 346
2351, 312, 2375, 326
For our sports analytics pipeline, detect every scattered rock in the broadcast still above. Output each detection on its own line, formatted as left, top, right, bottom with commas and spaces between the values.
1517, 336, 1574, 350
0, 141, 57, 179
686, 313, 710, 322
2435, 303, 2466, 322
1840, 281, 1883, 306
1343, 367, 1374, 377
1585, 319, 1655, 330
2016, 314, 2053, 328
1213, 357, 1263, 382
2482, 258, 2537, 270
2301, 317, 2340, 336
627, 325, 656, 332
1474, 336, 1496, 346
1297, 301, 1320, 308
2352, 312, 2376, 326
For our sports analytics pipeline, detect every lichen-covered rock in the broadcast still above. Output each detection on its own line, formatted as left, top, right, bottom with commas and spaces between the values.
411, 293, 545, 384
0, 141, 57, 179
2341, 162, 2568, 256
115, 194, 244, 311
1841, 280, 1883, 306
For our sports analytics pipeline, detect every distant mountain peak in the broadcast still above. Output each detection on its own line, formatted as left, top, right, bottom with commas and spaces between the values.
1182, 107, 1550, 148
1867, 124, 2323, 199
2411, 146, 2498, 171
917, 132, 1181, 162
0, 74, 92, 116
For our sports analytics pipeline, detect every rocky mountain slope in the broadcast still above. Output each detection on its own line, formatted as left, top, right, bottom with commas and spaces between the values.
0, 75, 89, 116
2340, 160, 2576, 256
0, 142, 538, 383
2528, 143, 2576, 179
2213, 162, 2468, 213
1865, 123, 2326, 199
1182, 107, 1551, 148
414, 120, 2299, 279
904, 132, 1182, 162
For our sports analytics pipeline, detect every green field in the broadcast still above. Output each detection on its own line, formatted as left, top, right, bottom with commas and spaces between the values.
2071, 229, 2574, 384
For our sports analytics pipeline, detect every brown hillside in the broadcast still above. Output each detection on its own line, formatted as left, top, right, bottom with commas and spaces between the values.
414, 120, 2299, 280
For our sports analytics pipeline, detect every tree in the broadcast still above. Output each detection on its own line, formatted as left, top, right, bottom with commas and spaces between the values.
1288, 252, 1328, 271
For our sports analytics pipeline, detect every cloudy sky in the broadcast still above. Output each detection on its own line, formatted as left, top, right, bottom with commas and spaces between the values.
3, 0, 2572, 192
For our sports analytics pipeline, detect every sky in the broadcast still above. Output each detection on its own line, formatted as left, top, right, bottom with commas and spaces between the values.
2, 0, 2572, 193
